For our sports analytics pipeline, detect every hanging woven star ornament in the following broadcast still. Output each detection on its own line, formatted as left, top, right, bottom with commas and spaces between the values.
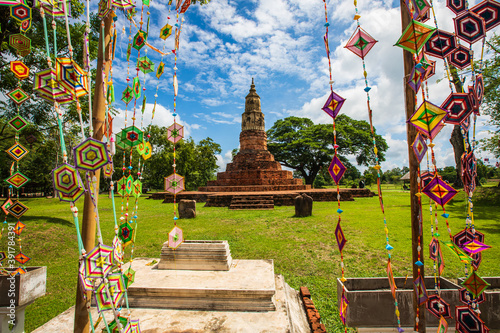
387, 260, 397, 298
168, 225, 184, 249
429, 237, 440, 260
94, 272, 126, 312
10, 1, 31, 22
408, 100, 448, 140
35, 0, 71, 17
84, 243, 114, 279
117, 176, 128, 197
8, 201, 29, 219
468, 87, 480, 115
413, 275, 428, 305
426, 294, 452, 319
1, 198, 13, 215
462, 271, 490, 298
441, 92, 473, 125
441, 240, 473, 263
0, 0, 21, 5
459, 287, 485, 305
73, 138, 110, 171
395, 19, 436, 54
78, 262, 93, 292
160, 24, 173, 40
13, 221, 25, 236
56, 58, 89, 98
455, 305, 489, 333
132, 180, 142, 199
164, 173, 185, 195
133, 77, 141, 99
424, 29, 457, 59
9, 34, 31, 56
123, 266, 135, 288
10, 61, 29, 80
120, 126, 144, 148
52, 163, 83, 194
7, 87, 30, 105
408, 64, 426, 93
475, 74, 485, 104
322, 91, 345, 119
98, 0, 112, 18
344, 27, 377, 59
454, 11, 486, 44
5, 171, 30, 189
339, 291, 349, 325
406, 0, 431, 20
0, 252, 6, 263
328, 155, 346, 185
421, 174, 458, 206
412, 133, 427, 163
111, 0, 134, 10
335, 221, 347, 252
14, 252, 30, 265
137, 56, 155, 74
108, 317, 129, 332
447, 0, 467, 15
8, 115, 28, 132
33, 68, 73, 105
121, 85, 134, 105
119, 222, 134, 247
437, 316, 448, 333
156, 61, 165, 79
59, 186, 85, 203
6, 143, 29, 161
461, 239, 491, 255
471, 0, 500, 31
449, 45, 473, 70
142, 141, 152, 160
132, 30, 148, 51
167, 123, 184, 143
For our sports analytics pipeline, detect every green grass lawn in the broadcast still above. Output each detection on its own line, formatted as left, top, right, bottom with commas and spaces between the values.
5, 186, 500, 332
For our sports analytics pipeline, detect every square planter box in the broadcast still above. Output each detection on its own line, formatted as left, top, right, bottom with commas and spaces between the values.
337, 277, 461, 328
0, 267, 46, 307
458, 276, 500, 329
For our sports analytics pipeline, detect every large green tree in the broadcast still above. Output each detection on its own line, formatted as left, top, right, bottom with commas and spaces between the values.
481, 35, 500, 159
267, 115, 388, 186
121, 125, 221, 191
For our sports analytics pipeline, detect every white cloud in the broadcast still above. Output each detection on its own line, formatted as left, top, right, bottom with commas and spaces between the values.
216, 150, 234, 171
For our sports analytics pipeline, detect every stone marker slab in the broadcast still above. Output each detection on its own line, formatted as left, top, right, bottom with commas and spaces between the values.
127, 258, 276, 312
159, 240, 232, 271
0, 266, 46, 307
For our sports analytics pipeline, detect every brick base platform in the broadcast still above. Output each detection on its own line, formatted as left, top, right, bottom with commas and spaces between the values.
151, 188, 375, 207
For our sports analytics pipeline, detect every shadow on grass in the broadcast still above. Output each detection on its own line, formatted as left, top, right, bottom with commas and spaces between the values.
22, 215, 73, 226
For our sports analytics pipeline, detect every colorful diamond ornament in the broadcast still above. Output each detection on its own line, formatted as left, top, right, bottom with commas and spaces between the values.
322, 91, 346, 119
56, 58, 89, 98
137, 56, 155, 74
408, 100, 448, 140
5, 171, 30, 189
9, 115, 28, 131
412, 133, 427, 163
8, 201, 29, 219
6, 143, 29, 161
344, 27, 377, 59
119, 126, 144, 148
7, 88, 30, 105
395, 19, 436, 53
328, 155, 346, 185
461, 271, 490, 298
160, 24, 173, 40
421, 175, 458, 206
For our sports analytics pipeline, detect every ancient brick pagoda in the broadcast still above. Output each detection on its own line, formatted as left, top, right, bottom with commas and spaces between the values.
199, 80, 310, 192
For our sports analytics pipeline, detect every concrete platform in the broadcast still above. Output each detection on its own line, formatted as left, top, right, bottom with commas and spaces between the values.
127, 259, 276, 312
33, 275, 310, 333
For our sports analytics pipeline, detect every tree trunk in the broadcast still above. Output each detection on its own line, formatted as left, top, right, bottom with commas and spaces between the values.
73, 14, 113, 333
450, 125, 464, 188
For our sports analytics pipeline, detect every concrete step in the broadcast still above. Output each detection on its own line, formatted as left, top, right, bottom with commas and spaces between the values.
125, 259, 277, 312
159, 240, 232, 271
229, 204, 274, 210
229, 195, 275, 210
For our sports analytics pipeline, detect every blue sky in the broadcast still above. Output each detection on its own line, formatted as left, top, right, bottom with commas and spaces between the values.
109, 0, 499, 173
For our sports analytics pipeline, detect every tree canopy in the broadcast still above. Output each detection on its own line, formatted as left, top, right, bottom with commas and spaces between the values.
127, 125, 221, 191
481, 34, 500, 158
266, 115, 388, 185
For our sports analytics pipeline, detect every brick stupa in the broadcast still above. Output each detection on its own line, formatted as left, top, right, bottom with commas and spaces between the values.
199, 79, 310, 192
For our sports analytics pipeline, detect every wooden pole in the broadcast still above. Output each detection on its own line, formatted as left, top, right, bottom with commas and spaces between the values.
74, 14, 113, 333
399, 1, 426, 332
